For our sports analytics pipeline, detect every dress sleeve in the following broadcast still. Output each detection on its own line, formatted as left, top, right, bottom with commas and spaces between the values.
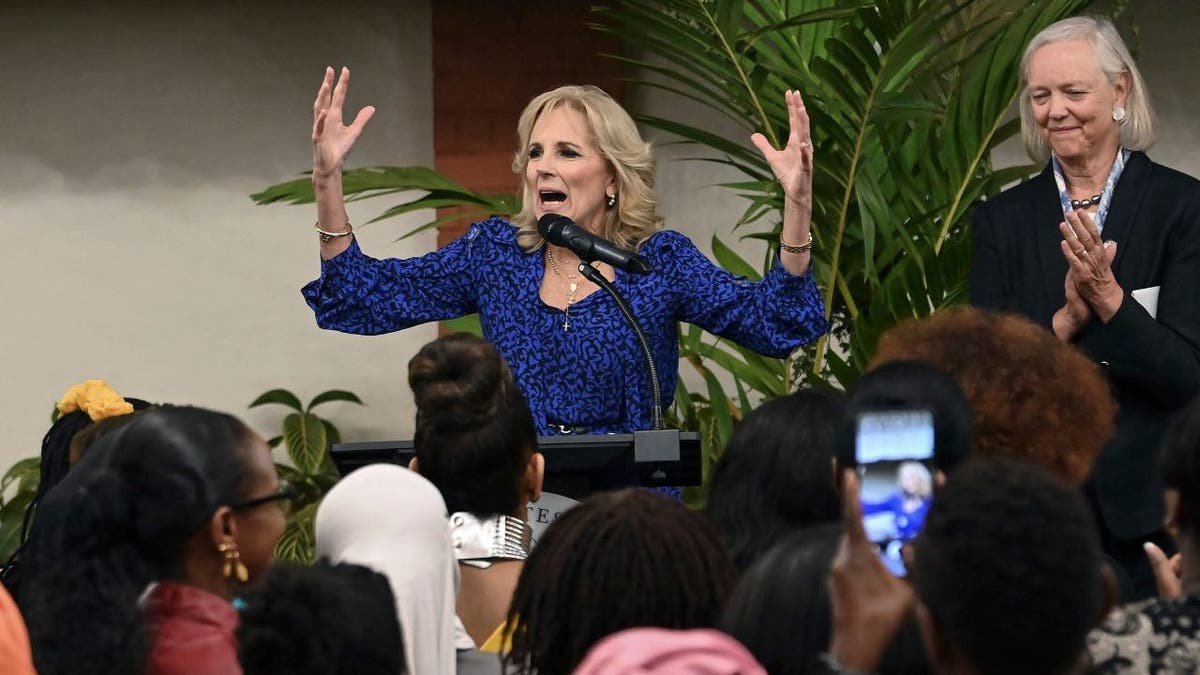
662, 231, 829, 358
301, 226, 482, 335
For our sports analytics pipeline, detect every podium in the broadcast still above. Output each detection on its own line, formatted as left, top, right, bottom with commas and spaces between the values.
330, 429, 702, 500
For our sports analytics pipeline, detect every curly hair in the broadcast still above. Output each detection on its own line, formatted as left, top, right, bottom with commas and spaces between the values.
872, 307, 1115, 485
510, 85, 664, 253
408, 334, 537, 517
913, 458, 1103, 675
503, 489, 736, 675
706, 387, 844, 571
237, 561, 404, 675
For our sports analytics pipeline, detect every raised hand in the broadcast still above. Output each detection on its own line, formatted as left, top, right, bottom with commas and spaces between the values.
751, 90, 814, 207
312, 66, 376, 181
828, 470, 915, 672
1060, 210, 1123, 322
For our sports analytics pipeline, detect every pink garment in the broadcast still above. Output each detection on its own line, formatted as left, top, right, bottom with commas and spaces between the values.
574, 628, 767, 675
144, 582, 242, 675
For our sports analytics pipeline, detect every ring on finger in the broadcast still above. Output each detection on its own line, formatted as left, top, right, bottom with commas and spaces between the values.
1074, 248, 1088, 257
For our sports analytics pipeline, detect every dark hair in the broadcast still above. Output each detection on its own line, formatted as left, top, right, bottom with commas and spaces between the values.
504, 489, 736, 675
2, 400, 152, 596
721, 522, 840, 674
835, 360, 973, 475
706, 388, 844, 571
409, 334, 537, 516
237, 560, 405, 675
1162, 396, 1200, 539
873, 307, 1114, 485
20, 406, 260, 675
912, 458, 1102, 675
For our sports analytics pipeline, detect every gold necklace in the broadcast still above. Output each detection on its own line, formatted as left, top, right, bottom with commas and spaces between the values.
546, 247, 580, 332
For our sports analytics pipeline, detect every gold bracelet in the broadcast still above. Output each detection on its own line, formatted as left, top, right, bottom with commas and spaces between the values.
780, 232, 814, 254
315, 221, 353, 243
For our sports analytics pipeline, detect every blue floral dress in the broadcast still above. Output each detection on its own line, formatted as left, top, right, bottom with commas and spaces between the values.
303, 217, 828, 435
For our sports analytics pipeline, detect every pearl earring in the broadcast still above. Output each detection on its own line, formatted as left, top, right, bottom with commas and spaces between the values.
1112, 105, 1127, 122
606, 193, 616, 208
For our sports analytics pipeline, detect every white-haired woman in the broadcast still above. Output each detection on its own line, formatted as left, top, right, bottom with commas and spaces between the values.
971, 16, 1200, 599
301, 70, 828, 438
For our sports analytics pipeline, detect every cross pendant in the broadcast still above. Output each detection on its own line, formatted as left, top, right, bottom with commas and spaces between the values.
562, 314, 570, 332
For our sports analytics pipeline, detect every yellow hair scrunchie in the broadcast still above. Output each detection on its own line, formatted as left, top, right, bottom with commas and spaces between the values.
55, 380, 135, 422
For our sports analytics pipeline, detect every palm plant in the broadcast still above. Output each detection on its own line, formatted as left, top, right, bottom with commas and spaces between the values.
590, 0, 1091, 466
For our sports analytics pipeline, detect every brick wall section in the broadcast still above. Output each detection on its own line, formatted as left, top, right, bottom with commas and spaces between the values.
431, 1, 625, 246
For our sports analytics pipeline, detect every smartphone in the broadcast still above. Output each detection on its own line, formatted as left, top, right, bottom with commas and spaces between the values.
855, 408, 936, 577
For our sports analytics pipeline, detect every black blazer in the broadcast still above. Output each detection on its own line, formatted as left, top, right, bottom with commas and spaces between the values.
971, 151, 1200, 539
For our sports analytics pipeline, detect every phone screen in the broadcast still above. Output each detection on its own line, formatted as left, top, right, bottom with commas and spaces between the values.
856, 409, 935, 576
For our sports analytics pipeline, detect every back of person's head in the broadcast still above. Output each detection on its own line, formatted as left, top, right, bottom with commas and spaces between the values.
575, 628, 767, 675
2, 387, 151, 597
504, 489, 736, 675
315, 464, 456, 675
408, 334, 541, 517
706, 388, 844, 571
912, 458, 1102, 675
21, 405, 273, 675
237, 560, 405, 675
1162, 396, 1200, 542
873, 307, 1114, 485
835, 360, 973, 478
721, 522, 840, 674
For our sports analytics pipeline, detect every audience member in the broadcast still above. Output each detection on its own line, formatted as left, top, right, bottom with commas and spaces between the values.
574, 628, 767, 674
2, 380, 150, 596
21, 406, 287, 675
503, 489, 736, 675
835, 360, 973, 484
872, 307, 1114, 485
829, 459, 1107, 674
237, 560, 405, 675
315, 464, 483, 674
706, 388, 844, 571
721, 522, 840, 674
407, 334, 544, 647
1088, 396, 1200, 672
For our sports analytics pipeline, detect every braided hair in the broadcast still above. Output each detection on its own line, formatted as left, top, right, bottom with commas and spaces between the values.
408, 334, 537, 517
2, 398, 151, 597
503, 489, 736, 675
20, 405, 259, 675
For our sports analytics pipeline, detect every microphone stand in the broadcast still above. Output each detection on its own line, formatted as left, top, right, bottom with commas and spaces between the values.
576, 262, 664, 430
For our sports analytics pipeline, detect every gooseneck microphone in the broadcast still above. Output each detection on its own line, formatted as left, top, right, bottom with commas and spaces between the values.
537, 214, 653, 274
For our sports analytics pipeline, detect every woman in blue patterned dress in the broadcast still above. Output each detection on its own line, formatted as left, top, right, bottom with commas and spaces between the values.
303, 66, 829, 435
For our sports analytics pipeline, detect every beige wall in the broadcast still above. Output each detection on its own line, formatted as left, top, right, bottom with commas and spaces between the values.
2, 3, 1197, 473
0, 1, 435, 469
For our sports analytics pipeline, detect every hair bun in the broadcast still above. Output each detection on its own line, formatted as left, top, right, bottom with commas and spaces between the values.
408, 335, 508, 430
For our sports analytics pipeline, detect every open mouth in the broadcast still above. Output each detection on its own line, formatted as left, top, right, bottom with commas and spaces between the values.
538, 190, 567, 207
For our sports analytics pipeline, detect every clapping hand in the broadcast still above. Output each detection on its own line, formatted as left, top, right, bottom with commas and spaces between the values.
312, 66, 376, 182
751, 90, 814, 208
1060, 210, 1123, 322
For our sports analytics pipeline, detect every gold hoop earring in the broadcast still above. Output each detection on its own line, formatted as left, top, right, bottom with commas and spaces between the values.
217, 542, 250, 583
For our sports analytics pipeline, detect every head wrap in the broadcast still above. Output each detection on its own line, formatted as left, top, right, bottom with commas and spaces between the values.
315, 464, 457, 675
574, 628, 767, 675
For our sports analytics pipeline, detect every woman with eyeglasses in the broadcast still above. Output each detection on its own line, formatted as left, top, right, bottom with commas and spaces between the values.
18, 405, 291, 675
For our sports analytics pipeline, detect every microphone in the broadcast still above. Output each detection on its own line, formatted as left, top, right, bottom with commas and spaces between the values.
538, 214, 653, 274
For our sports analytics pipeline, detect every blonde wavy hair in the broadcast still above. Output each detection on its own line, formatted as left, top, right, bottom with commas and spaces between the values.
1019, 16, 1156, 163
510, 85, 664, 252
